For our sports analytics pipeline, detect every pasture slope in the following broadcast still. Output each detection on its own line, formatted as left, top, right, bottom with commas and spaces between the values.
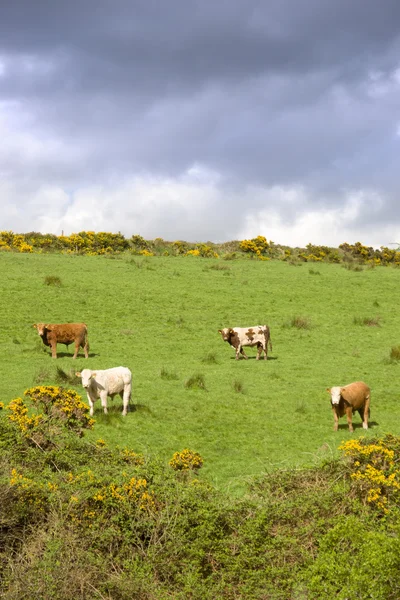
1, 251, 400, 494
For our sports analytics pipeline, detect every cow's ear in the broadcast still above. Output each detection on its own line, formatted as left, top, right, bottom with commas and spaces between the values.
91, 372, 96, 378
229, 328, 234, 333
75, 372, 82, 378
218, 329, 222, 334
326, 388, 331, 393
33, 324, 37, 329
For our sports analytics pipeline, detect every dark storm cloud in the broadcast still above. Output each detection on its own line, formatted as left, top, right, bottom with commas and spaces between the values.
1, 0, 400, 243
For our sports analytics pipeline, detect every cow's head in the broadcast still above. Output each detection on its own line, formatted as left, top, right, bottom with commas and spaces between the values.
327, 386, 342, 405
218, 328, 234, 342
76, 369, 96, 388
33, 323, 48, 336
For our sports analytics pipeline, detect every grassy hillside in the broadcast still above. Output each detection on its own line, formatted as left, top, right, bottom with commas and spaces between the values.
1, 252, 400, 494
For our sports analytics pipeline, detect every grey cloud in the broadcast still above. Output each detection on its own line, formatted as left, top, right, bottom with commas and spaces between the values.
1, 0, 400, 243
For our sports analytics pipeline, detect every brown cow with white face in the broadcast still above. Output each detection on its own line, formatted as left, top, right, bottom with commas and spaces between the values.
218, 325, 272, 360
327, 381, 370, 432
33, 323, 89, 359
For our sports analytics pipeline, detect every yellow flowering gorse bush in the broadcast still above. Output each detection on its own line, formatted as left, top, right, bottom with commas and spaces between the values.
340, 436, 400, 514
169, 449, 204, 472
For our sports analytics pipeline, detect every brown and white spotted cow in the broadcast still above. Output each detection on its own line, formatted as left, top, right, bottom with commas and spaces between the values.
218, 325, 272, 360
33, 323, 89, 359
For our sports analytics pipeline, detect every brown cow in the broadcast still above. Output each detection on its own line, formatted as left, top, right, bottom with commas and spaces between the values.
326, 381, 370, 432
33, 323, 89, 359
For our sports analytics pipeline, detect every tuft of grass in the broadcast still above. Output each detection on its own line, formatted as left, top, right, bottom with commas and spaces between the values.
120, 329, 134, 336
233, 379, 245, 394
160, 367, 179, 381
353, 316, 381, 327
343, 262, 363, 272
44, 275, 62, 286
201, 352, 218, 364
205, 264, 231, 271
295, 402, 307, 414
309, 269, 321, 275
284, 315, 312, 330
167, 316, 185, 328
222, 252, 237, 260
390, 346, 400, 362
373, 300, 380, 308
12, 338, 21, 344
55, 367, 79, 385
184, 373, 207, 391
34, 367, 51, 384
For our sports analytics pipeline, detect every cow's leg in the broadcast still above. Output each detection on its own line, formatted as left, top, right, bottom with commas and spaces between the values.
256, 344, 263, 360
100, 391, 108, 414
332, 407, 339, 431
83, 341, 89, 359
238, 346, 248, 360
122, 384, 131, 416
50, 341, 57, 359
87, 395, 95, 417
362, 397, 370, 429
345, 406, 354, 432
72, 341, 80, 359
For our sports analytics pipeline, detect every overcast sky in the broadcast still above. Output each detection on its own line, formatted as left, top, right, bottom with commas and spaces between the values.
1, 0, 400, 247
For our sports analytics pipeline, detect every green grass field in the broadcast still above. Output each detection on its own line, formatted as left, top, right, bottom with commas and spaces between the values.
2, 252, 400, 494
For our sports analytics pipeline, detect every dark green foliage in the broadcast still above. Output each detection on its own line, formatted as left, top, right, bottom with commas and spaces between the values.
3, 402, 400, 598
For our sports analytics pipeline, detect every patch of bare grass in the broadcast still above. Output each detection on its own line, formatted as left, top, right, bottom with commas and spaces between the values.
160, 367, 179, 381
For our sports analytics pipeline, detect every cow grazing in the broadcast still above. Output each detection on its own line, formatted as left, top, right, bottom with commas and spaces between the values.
76, 367, 132, 416
33, 322, 89, 359
327, 381, 371, 432
218, 325, 272, 360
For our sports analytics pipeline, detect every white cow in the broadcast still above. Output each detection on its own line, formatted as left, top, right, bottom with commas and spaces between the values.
76, 367, 132, 416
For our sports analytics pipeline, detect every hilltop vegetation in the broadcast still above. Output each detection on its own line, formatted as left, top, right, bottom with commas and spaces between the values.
2, 229, 400, 265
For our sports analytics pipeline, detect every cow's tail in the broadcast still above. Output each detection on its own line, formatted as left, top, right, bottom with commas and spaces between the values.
264, 327, 272, 352
83, 323, 90, 352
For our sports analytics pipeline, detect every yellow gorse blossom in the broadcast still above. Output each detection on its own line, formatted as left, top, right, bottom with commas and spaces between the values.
169, 449, 204, 472
340, 436, 400, 514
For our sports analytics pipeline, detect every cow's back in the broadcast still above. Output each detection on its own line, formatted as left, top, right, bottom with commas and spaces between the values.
96, 367, 132, 394
47, 323, 87, 344
341, 382, 370, 408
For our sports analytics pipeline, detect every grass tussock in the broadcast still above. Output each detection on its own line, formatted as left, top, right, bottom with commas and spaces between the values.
309, 268, 321, 275
55, 367, 80, 385
343, 262, 364, 272
201, 351, 219, 364
44, 275, 62, 286
389, 346, 400, 362
205, 263, 231, 271
233, 379, 245, 394
160, 367, 179, 381
34, 367, 52, 384
284, 315, 312, 330
184, 373, 207, 391
353, 316, 381, 327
